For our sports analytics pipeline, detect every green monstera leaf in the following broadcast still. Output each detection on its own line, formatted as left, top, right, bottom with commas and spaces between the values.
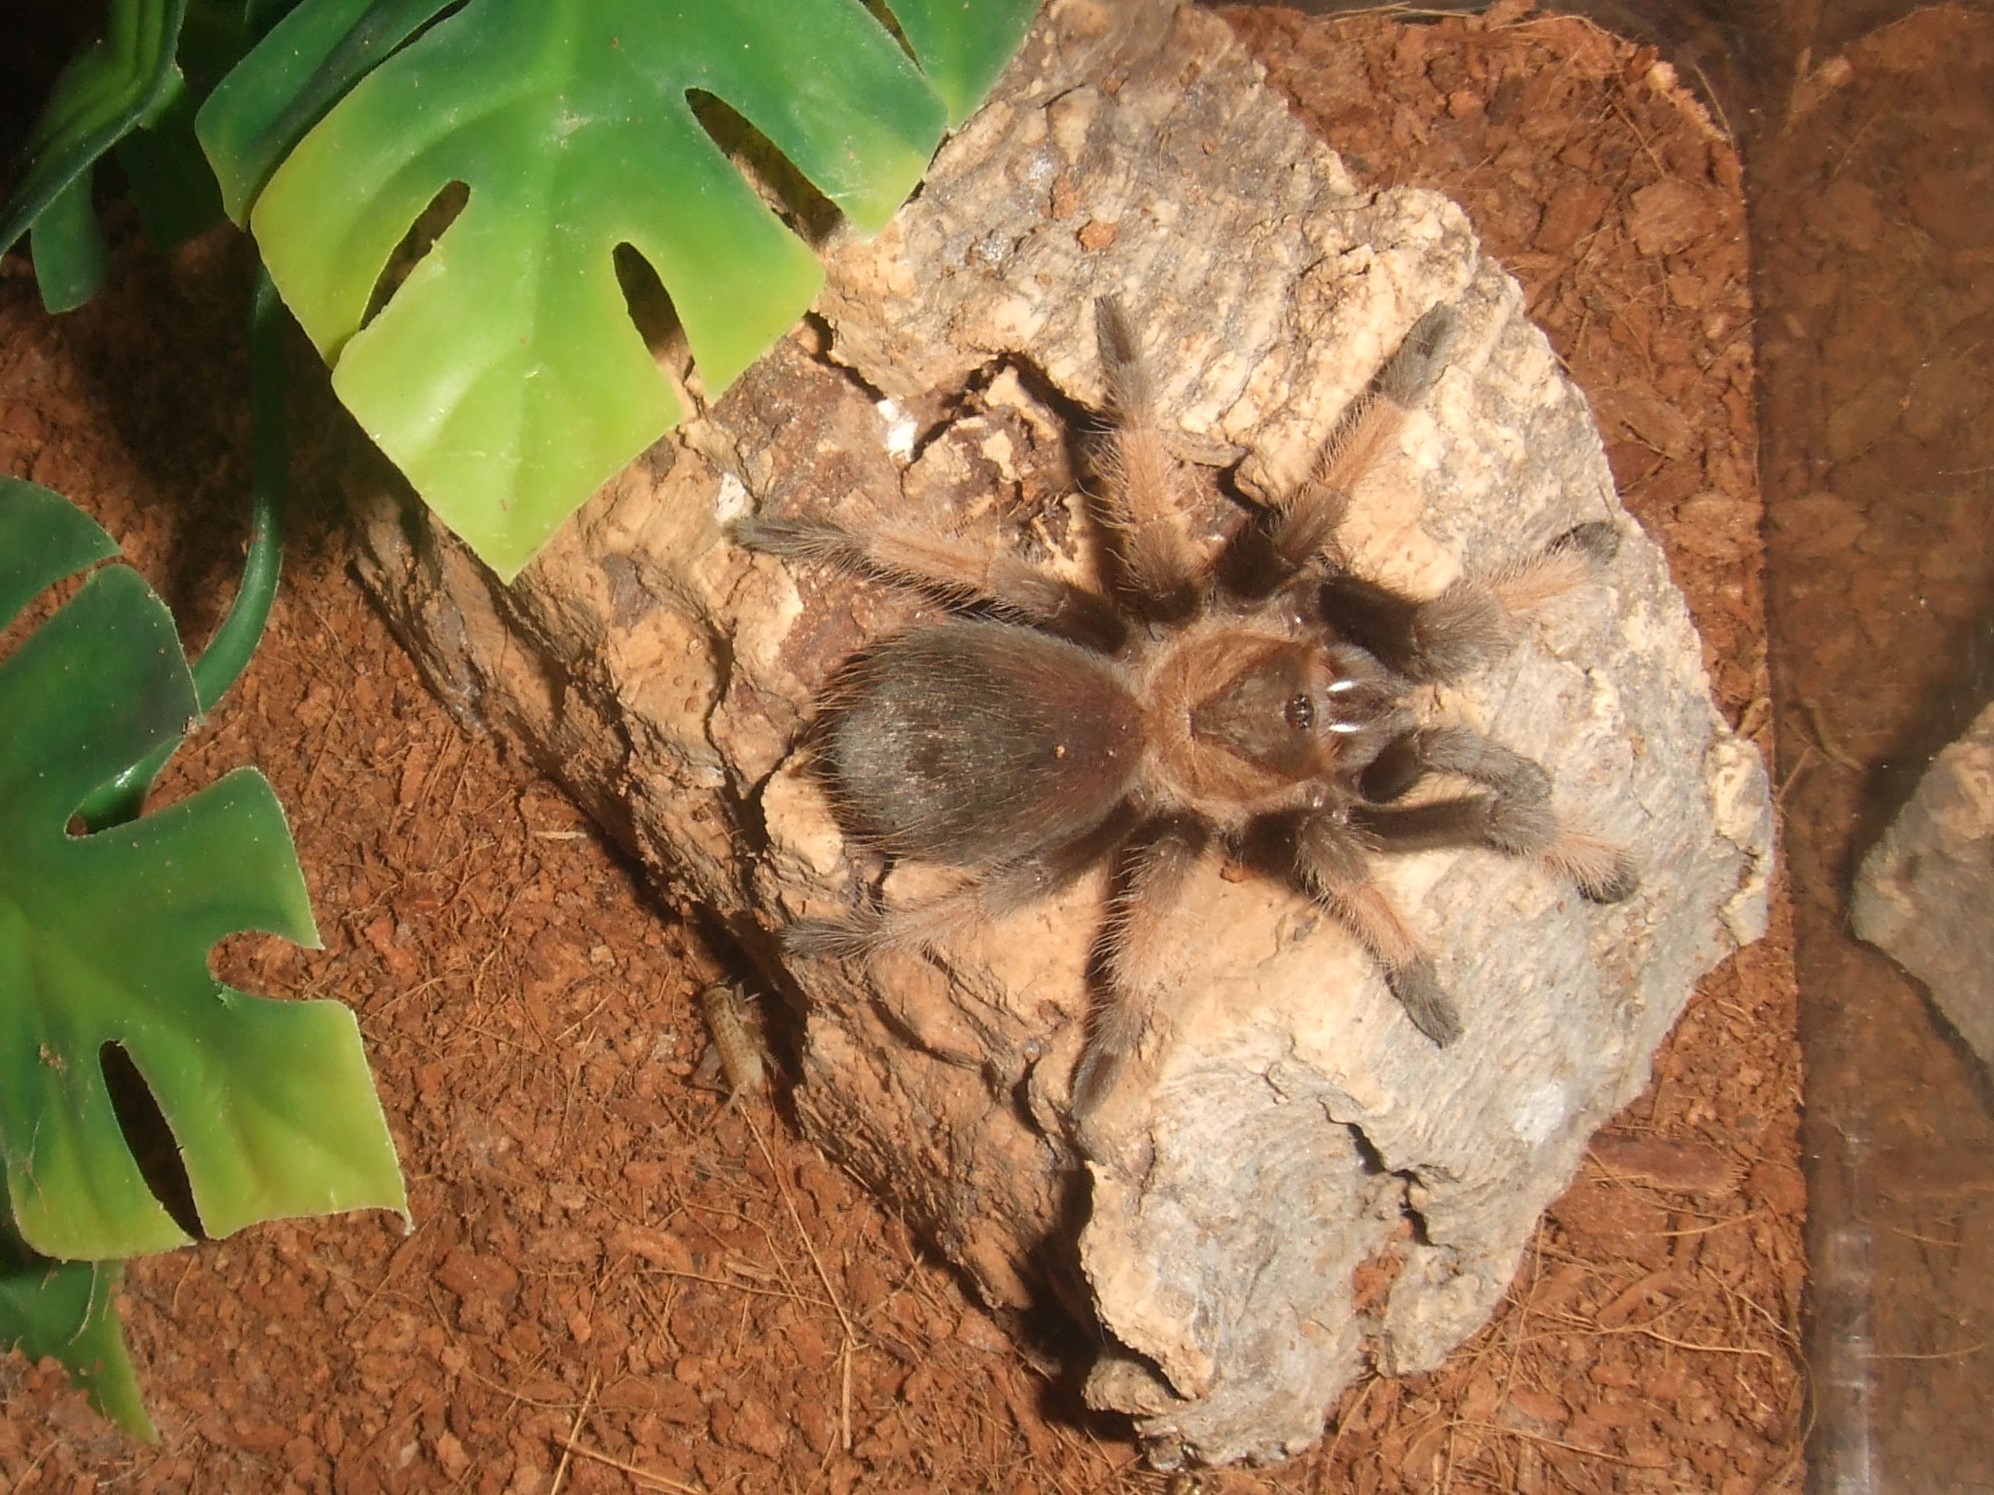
197, 0, 1039, 580
0, 477, 407, 1265
0, 1198, 153, 1440
0, 0, 191, 312
0, 0, 304, 312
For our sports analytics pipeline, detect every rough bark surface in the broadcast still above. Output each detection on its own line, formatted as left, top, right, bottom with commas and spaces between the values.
347, 0, 1772, 1466
1853, 701, 1994, 1077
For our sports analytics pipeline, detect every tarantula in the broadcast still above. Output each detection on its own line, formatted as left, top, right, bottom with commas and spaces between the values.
739, 296, 1635, 1125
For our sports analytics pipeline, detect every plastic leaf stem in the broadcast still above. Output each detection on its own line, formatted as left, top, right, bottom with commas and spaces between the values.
77, 263, 288, 830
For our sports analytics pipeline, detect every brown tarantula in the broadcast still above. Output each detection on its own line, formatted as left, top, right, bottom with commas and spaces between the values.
739, 297, 1635, 1124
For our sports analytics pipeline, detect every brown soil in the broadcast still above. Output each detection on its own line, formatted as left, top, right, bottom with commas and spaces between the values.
0, 5, 1802, 1491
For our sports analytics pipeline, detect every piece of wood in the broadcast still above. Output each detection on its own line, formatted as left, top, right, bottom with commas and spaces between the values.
348, 0, 1771, 1466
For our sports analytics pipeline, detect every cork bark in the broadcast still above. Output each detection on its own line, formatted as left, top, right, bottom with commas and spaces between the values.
348, 0, 1772, 1465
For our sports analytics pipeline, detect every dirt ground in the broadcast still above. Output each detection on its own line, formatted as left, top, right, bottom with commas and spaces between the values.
0, 5, 1803, 1491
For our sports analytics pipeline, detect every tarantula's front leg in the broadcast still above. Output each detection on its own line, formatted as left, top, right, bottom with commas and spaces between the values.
1272, 807, 1463, 1046
1320, 520, 1621, 683
1220, 303, 1461, 601
736, 513, 1127, 650
1358, 726, 1639, 903
1093, 298, 1209, 623
1070, 815, 1212, 1133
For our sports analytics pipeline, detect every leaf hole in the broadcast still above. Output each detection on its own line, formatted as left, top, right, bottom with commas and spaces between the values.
359, 179, 471, 335
858, 0, 917, 64
100, 1042, 205, 1241
612, 243, 693, 393
685, 90, 842, 247
0, 557, 106, 666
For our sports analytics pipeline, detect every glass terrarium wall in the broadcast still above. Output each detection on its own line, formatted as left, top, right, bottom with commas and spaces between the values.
1748, 2, 1994, 1492
1295, 0, 1994, 1488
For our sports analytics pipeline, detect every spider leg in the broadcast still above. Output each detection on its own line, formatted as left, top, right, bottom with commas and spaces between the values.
1279, 806, 1461, 1046
1357, 726, 1639, 903
784, 806, 1137, 959
1319, 520, 1622, 683
736, 513, 1127, 650
1482, 520, 1620, 615
1070, 815, 1212, 1133
1215, 452, 1351, 601
1093, 297, 1208, 622
1220, 303, 1461, 600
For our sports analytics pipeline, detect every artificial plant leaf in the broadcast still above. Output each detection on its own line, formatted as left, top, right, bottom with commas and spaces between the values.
0, 474, 120, 617
200, 0, 1034, 580
115, 86, 228, 252
0, 477, 407, 1263
179, 0, 317, 88
0, 0, 190, 312
27, 177, 111, 315
882, 0, 1041, 125
195, 0, 458, 223
0, 1184, 153, 1441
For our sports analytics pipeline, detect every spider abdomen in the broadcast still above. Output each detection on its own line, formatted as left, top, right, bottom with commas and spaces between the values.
822, 619, 1144, 868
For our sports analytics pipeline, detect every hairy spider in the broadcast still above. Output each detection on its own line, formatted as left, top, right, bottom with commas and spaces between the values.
739, 297, 1636, 1126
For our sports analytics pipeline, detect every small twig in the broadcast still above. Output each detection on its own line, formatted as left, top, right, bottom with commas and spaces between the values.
15, 1441, 53, 1486
1774, 742, 1817, 805
1715, 1277, 1803, 1349
453, 1356, 581, 1411
553, 1438, 709, 1494
548, 1372, 597, 1495
1654, 1209, 1760, 1237
1872, 1219, 1965, 1249
552, 981, 624, 1045
1622, 1323, 1775, 1358
1865, 1338, 1993, 1362
1798, 697, 1864, 772
745, 1111, 862, 1450
648, 1265, 835, 1311
1320, 1375, 1375, 1474
1448, 1419, 1670, 1471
